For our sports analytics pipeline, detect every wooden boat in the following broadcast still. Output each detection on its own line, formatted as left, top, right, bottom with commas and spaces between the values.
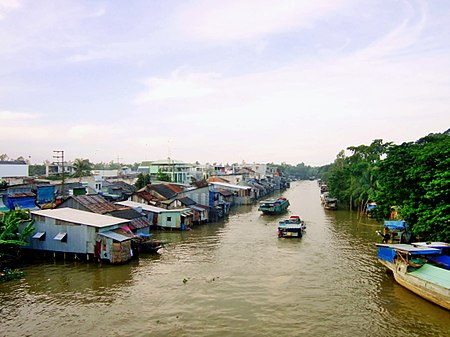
320, 192, 337, 210
376, 220, 411, 244
278, 215, 306, 238
376, 243, 450, 310
258, 197, 289, 215
135, 233, 163, 254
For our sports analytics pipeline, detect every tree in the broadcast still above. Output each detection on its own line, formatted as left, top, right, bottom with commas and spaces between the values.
375, 132, 450, 241
325, 140, 391, 213
72, 158, 93, 178
0, 210, 34, 268
134, 173, 151, 189
156, 170, 171, 182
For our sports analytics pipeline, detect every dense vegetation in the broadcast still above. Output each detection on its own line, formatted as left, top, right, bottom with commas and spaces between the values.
279, 162, 317, 180
320, 131, 449, 241
0, 210, 34, 270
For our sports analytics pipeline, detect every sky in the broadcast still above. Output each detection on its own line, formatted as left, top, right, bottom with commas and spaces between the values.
1, 0, 449, 167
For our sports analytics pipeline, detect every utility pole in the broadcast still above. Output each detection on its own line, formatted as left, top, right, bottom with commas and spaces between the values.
53, 150, 65, 198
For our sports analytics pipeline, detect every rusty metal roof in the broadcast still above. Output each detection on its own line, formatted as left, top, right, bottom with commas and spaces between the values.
72, 195, 122, 214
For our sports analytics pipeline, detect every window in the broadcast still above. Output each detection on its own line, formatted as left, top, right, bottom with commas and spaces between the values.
167, 216, 172, 222
54, 232, 67, 242
32, 232, 46, 241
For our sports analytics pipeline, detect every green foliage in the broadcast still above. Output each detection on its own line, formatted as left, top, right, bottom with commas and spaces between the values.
29, 164, 46, 177
134, 173, 151, 189
0, 210, 34, 265
279, 162, 317, 180
156, 170, 171, 182
326, 140, 391, 212
0, 180, 7, 189
72, 158, 93, 178
0, 268, 25, 283
323, 132, 449, 241
376, 132, 450, 241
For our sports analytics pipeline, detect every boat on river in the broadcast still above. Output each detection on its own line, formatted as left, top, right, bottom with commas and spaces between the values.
258, 197, 290, 215
135, 233, 163, 254
376, 243, 450, 310
278, 215, 306, 238
320, 192, 337, 210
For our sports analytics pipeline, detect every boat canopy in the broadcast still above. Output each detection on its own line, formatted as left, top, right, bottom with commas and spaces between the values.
376, 244, 442, 263
384, 220, 407, 230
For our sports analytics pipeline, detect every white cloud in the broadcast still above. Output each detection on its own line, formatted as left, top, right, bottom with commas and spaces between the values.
0, 110, 38, 121
135, 70, 218, 103
0, 0, 20, 20
172, 0, 351, 42
356, 0, 428, 60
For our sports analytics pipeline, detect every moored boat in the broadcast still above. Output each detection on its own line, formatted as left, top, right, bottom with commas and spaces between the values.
258, 197, 289, 215
376, 243, 450, 310
320, 192, 337, 210
135, 233, 163, 254
278, 215, 306, 238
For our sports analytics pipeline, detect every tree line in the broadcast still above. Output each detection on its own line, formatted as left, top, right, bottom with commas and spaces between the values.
318, 130, 449, 242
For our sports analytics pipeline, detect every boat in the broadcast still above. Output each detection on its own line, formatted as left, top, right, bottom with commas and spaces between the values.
366, 202, 377, 217
376, 220, 411, 244
135, 233, 163, 254
376, 243, 450, 310
320, 192, 337, 210
278, 215, 306, 238
411, 242, 450, 270
258, 197, 290, 215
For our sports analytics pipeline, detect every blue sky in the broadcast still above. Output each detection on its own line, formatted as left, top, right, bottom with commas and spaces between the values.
1, 0, 449, 166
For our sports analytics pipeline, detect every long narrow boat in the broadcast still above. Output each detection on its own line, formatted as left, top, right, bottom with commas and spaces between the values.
376, 243, 450, 310
258, 197, 289, 215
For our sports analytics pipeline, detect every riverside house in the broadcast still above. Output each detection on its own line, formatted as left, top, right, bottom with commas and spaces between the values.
116, 200, 193, 230
23, 208, 134, 264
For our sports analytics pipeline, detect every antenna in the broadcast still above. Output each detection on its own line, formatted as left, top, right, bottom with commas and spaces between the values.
53, 150, 65, 198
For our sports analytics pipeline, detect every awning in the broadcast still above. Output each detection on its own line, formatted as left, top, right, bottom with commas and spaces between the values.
32, 232, 46, 239
189, 205, 205, 212
181, 212, 194, 217
54, 232, 67, 241
98, 231, 131, 242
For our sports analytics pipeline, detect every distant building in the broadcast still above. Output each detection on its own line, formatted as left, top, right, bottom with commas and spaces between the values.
45, 161, 74, 177
138, 159, 192, 184
0, 160, 29, 179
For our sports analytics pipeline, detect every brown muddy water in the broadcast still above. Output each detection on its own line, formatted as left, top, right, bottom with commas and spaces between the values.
1, 181, 449, 337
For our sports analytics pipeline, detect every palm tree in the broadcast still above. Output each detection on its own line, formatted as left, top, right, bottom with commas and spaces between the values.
72, 158, 92, 178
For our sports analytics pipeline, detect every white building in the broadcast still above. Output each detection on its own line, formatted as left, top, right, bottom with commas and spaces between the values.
0, 161, 28, 179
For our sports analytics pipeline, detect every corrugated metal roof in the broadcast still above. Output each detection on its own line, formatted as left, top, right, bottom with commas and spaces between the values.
31, 208, 129, 228
116, 200, 166, 213
98, 231, 131, 242
209, 182, 251, 190
129, 217, 152, 230
177, 196, 196, 206
72, 195, 121, 214
189, 205, 206, 212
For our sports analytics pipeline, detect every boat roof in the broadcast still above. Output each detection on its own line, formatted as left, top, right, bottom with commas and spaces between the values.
383, 220, 407, 230
408, 264, 450, 289
278, 223, 303, 229
376, 243, 442, 255
412, 242, 450, 249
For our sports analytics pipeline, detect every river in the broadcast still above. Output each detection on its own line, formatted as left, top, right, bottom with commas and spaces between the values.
1, 181, 449, 337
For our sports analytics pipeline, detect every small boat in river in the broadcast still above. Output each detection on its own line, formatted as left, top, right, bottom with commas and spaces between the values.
136, 233, 163, 254
278, 215, 306, 238
258, 197, 290, 215
320, 192, 337, 210
376, 243, 450, 310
